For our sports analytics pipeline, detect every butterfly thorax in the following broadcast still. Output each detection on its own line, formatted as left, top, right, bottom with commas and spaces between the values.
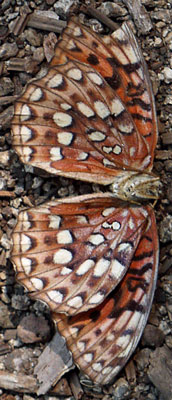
110, 171, 160, 202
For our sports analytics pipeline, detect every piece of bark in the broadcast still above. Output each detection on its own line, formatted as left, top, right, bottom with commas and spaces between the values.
34, 331, 74, 395
125, 360, 136, 384
155, 150, 172, 160
0, 191, 15, 198
52, 378, 72, 396
148, 346, 172, 400
7, 57, 39, 74
68, 370, 84, 400
122, 0, 153, 33
161, 132, 172, 146
9, 13, 30, 36
0, 371, 38, 393
27, 12, 66, 33
0, 370, 71, 396
17, 313, 50, 344
43, 32, 58, 62
86, 6, 119, 30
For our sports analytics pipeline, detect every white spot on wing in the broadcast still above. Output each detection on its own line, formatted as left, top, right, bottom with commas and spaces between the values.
53, 112, 72, 128
77, 151, 88, 161
50, 147, 63, 161
48, 215, 61, 229
111, 98, 125, 116
92, 362, 102, 372
75, 215, 88, 224
23, 147, 33, 162
87, 72, 103, 86
103, 158, 115, 167
21, 126, 32, 143
21, 234, 32, 252
60, 102, 72, 110
116, 333, 131, 348
57, 131, 73, 146
22, 211, 31, 230
67, 296, 83, 308
61, 267, 72, 275
77, 341, 86, 352
94, 100, 110, 119
31, 278, 44, 290
103, 146, 112, 153
113, 145, 122, 154
118, 242, 132, 253
93, 258, 110, 277
57, 230, 73, 244
140, 208, 148, 218
88, 233, 105, 246
67, 39, 77, 50
84, 353, 93, 362
88, 131, 106, 142
21, 257, 32, 274
130, 146, 135, 156
77, 102, 95, 118
67, 68, 82, 81
89, 291, 105, 304
118, 121, 133, 134
112, 221, 121, 231
118, 341, 133, 359
20, 104, 31, 121
30, 87, 43, 101
112, 27, 125, 42
102, 366, 113, 375
107, 332, 115, 341
110, 259, 125, 279
48, 290, 64, 303
53, 249, 73, 264
142, 155, 151, 168
77, 259, 95, 276
102, 221, 111, 229
48, 74, 63, 88
108, 365, 120, 376
102, 207, 115, 217
122, 210, 128, 217
70, 327, 79, 336
129, 217, 135, 230
73, 26, 82, 37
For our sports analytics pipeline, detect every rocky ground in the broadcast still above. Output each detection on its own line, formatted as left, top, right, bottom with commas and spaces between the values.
0, 0, 172, 399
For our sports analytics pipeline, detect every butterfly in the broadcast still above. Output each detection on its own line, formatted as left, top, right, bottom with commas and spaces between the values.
11, 17, 160, 385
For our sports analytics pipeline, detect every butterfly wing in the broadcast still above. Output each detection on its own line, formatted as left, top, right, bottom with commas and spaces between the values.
11, 20, 158, 185
54, 205, 158, 384
11, 197, 158, 383
11, 194, 151, 316
52, 18, 158, 164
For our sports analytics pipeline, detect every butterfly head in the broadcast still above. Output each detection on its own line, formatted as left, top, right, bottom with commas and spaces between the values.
110, 172, 161, 203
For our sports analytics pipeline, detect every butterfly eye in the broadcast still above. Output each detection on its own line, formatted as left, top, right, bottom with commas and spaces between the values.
11, 16, 159, 386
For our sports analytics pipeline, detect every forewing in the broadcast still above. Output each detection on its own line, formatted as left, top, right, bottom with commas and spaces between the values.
12, 195, 149, 316
11, 20, 157, 185
52, 17, 158, 165
54, 206, 159, 384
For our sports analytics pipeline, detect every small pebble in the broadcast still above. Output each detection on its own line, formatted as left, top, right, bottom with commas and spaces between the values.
0, 42, 18, 59
112, 378, 131, 399
142, 325, 165, 347
17, 313, 50, 343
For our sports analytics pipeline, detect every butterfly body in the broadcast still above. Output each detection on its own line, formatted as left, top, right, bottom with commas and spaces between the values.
11, 17, 159, 385
110, 171, 160, 202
